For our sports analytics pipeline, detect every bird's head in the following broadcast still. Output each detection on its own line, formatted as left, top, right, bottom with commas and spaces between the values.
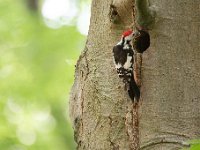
122, 30, 134, 41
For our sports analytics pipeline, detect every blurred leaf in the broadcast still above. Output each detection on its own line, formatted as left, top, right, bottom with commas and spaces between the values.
0, 0, 88, 149
190, 140, 200, 150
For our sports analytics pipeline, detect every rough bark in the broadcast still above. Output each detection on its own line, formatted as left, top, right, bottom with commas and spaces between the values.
140, 0, 200, 149
69, 0, 200, 150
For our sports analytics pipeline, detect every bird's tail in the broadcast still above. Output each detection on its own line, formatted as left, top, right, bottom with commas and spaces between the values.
128, 75, 140, 102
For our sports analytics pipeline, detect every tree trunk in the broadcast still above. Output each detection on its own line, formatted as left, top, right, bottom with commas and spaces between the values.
69, 0, 200, 150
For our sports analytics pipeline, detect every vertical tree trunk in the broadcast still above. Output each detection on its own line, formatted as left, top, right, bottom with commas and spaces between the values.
69, 0, 200, 149
140, 0, 200, 149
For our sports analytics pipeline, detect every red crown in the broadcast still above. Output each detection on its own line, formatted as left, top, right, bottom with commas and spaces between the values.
122, 30, 133, 37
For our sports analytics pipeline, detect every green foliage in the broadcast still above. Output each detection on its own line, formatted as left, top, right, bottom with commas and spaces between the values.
181, 140, 200, 150
0, 0, 86, 149
189, 140, 200, 150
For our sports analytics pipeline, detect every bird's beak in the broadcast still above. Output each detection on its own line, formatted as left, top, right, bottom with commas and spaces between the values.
134, 31, 141, 38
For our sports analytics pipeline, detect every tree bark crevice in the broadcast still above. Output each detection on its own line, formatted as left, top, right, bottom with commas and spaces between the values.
140, 136, 190, 150
125, 104, 139, 150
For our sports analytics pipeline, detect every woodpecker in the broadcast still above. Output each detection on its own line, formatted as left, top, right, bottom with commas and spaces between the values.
113, 30, 140, 102
133, 29, 150, 53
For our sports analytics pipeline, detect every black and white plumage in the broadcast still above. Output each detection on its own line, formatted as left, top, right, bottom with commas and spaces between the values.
113, 30, 140, 102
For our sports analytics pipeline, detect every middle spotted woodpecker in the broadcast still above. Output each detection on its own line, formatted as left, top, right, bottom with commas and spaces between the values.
113, 30, 140, 102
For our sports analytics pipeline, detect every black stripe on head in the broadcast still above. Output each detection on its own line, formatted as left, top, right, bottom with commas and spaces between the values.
122, 37, 125, 45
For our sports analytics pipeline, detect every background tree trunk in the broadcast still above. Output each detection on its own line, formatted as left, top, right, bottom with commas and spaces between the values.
69, 0, 200, 149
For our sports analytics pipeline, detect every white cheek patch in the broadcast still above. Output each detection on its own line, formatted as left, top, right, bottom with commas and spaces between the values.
124, 55, 132, 69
